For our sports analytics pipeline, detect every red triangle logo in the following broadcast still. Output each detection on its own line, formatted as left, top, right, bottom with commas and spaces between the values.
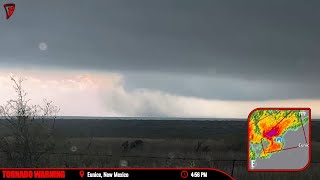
3, 3, 15, 20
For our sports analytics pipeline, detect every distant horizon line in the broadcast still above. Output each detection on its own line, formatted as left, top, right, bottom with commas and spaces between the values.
1, 116, 318, 121
58, 116, 246, 120
0, 116, 245, 120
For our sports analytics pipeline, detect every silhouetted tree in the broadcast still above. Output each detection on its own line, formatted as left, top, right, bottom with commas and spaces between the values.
0, 76, 60, 167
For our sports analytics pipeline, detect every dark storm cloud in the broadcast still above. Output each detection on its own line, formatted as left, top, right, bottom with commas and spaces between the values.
122, 71, 320, 101
0, 0, 320, 100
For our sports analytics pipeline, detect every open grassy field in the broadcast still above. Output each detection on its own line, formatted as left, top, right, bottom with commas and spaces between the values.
1, 119, 319, 179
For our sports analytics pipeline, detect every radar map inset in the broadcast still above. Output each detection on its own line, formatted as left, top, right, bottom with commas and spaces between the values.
248, 108, 311, 171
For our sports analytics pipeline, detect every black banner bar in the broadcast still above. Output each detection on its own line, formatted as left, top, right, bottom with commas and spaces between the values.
0, 169, 234, 180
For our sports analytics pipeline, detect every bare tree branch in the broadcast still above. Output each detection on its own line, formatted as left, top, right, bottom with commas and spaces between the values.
0, 76, 60, 167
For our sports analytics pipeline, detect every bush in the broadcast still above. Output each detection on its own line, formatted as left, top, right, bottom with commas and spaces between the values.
0, 76, 59, 167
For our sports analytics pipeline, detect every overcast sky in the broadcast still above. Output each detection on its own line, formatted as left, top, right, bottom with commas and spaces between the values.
0, 0, 319, 118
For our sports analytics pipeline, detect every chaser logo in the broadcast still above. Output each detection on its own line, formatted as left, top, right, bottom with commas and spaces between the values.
3, 3, 15, 20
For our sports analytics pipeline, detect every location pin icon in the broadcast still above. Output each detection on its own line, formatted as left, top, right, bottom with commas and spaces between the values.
79, 171, 85, 178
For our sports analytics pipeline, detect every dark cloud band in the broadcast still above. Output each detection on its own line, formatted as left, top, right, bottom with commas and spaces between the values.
0, 0, 319, 100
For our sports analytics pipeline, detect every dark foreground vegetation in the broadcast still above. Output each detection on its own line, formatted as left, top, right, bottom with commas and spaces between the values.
1, 119, 319, 180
